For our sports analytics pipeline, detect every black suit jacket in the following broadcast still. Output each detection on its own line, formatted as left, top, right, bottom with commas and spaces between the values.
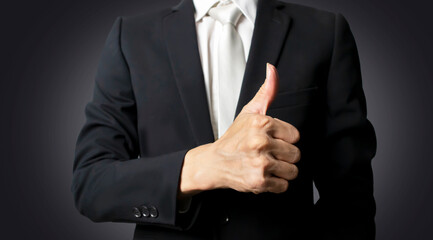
72, 0, 377, 239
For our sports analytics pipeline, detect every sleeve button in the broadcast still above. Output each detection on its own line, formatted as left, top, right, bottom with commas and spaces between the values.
132, 207, 141, 218
140, 205, 150, 217
149, 205, 158, 218
220, 211, 230, 225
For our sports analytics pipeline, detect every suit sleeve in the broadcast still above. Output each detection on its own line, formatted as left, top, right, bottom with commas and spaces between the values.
71, 16, 202, 231
312, 13, 377, 239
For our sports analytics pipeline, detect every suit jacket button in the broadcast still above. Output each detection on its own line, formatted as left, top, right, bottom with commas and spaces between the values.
132, 207, 141, 218
149, 205, 158, 218
140, 205, 150, 217
220, 212, 230, 225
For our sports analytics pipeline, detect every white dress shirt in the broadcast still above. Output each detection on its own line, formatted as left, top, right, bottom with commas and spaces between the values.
177, 0, 258, 214
193, 0, 258, 140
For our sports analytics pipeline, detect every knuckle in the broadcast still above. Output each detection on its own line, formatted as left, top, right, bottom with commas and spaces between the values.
250, 175, 267, 190
251, 114, 272, 128
251, 155, 270, 170
248, 135, 270, 151
260, 156, 271, 170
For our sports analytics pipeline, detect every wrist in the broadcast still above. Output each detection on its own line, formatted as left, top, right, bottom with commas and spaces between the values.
179, 143, 218, 197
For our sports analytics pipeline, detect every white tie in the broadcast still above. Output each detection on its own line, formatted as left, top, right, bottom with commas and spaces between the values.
208, 1, 246, 139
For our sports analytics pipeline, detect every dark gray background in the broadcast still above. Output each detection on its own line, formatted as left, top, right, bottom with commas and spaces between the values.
1, 0, 432, 239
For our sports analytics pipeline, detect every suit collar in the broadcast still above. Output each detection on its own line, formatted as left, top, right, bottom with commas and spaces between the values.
192, 0, 218, 22
163, 0, 291, 145
192, 0, 258, 25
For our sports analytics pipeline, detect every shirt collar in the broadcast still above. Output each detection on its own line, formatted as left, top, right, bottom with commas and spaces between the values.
192, 0, 258, 25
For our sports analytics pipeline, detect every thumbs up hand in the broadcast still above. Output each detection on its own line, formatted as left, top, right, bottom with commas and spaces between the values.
180, 64, 301, 197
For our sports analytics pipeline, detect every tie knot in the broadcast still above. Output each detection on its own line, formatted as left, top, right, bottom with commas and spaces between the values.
208, 2, 243, 26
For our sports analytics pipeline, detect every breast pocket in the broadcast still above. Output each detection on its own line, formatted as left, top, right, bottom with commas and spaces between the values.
268, 86, 319, 110
266, 86, 321, 132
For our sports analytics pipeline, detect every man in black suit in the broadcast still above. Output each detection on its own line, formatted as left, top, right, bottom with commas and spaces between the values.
72, 0, 377, 239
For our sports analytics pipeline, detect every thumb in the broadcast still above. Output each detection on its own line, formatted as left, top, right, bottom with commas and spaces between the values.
241, 63, 279, 115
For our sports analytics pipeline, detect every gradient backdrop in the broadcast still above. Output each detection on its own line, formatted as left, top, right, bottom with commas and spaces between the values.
1, 0, 432, 239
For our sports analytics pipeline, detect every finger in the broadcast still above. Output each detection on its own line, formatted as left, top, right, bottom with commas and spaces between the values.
264, 176, 289, 193
268, 158, 299, 181
268, 138, 301, 164
267, 117, 300, 143
240, 63, 279, 115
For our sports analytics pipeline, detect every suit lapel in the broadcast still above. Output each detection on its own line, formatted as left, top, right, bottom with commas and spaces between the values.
234, 0, 292, 118
162, 0, 215, 145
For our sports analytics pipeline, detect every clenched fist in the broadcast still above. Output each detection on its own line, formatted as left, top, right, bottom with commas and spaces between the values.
179, 63, 301, 197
